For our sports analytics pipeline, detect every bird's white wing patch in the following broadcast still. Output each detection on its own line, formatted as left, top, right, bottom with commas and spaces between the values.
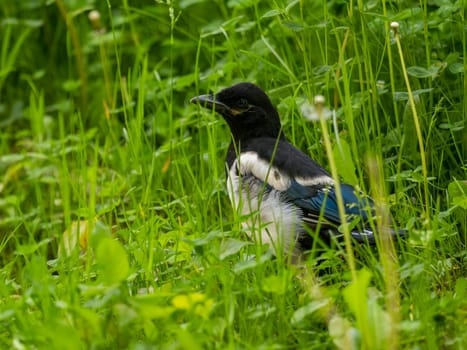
236, 152, 334, 189
235, 151, 291, 191
295, 175, 334, 187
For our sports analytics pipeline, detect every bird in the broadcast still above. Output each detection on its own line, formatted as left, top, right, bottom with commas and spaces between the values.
191, 82, 405, 261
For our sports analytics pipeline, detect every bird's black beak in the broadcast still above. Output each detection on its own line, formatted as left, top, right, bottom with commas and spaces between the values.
190, 94, 230, 115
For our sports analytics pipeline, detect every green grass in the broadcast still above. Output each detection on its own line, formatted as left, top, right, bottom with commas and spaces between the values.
0, 0, 466, 348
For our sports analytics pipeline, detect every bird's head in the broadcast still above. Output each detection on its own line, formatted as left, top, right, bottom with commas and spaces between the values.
191, 82, 284, 142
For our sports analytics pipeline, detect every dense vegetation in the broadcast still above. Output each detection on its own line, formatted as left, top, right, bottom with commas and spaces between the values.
0, 0, 465, 348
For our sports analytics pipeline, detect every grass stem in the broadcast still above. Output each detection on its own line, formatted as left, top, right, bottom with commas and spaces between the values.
392, 23, 431, 229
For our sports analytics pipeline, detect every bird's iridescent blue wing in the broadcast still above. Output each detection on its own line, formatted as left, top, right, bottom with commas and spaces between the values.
285, 180, 375, 224
284, 179, 408, 243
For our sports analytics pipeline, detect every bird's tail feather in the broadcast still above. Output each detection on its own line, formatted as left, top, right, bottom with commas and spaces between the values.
350, 227, 408, 244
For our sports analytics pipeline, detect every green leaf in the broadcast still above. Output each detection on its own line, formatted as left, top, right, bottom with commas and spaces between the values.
233, 251, 273, 274
448, 62, 465, 74
179, 0, 205, 8
393, 88, 433, 100
343, 269, 373, 349
262, 272, 292, 295
227, 0, 259, 9
328, 314, 359, 350
439, 120, 464, 131
15, 238, 53, 256
247, 303, 277, 319
89, 220, 113, 250
332, 139, 358, 185
291, 299, 329, 325
219, 238, 249, 260
95, 237, 129, 285
185, 230, 223, 247
448, 180, 467, 209
407, 65, 440, 78
282, 21, 305, 32
343, 268, 372, 317
390, 7, 422, 20
261, 9, 281, 18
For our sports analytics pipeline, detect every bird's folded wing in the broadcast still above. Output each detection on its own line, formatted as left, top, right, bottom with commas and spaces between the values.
234, 151, 374, 225
285, 179, 375, 225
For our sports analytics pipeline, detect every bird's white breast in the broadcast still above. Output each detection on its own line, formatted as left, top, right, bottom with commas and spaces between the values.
226, 153, 303, 257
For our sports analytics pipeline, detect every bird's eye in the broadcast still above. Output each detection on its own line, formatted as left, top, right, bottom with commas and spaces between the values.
237, 98, 249, 108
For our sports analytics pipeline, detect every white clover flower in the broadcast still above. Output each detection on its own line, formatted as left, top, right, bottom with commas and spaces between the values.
390, 21, 400, 36
89, 10, 105, 32
88, 10, 101, 22
301, 95, 332, 122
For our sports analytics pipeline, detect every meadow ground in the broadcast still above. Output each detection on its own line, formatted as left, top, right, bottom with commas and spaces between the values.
0, 0, 466, 349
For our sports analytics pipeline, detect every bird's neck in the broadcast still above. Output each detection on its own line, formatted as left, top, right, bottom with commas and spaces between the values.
226, 132, 286, 167
224, 108, 284, 144
230, 131, 286, 148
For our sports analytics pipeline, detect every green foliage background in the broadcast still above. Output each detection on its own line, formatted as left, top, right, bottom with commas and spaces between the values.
0, 0, 466, 349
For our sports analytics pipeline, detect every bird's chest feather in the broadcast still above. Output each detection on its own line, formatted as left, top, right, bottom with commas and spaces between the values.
226, 156, 302, 255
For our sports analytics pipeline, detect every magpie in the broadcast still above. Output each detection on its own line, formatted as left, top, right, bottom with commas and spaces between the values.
191, 82, 404, 261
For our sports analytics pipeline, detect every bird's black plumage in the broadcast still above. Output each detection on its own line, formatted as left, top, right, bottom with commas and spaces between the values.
191, 82, 405, 260
226, 137, 330, 180
193, 82, 284, 142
